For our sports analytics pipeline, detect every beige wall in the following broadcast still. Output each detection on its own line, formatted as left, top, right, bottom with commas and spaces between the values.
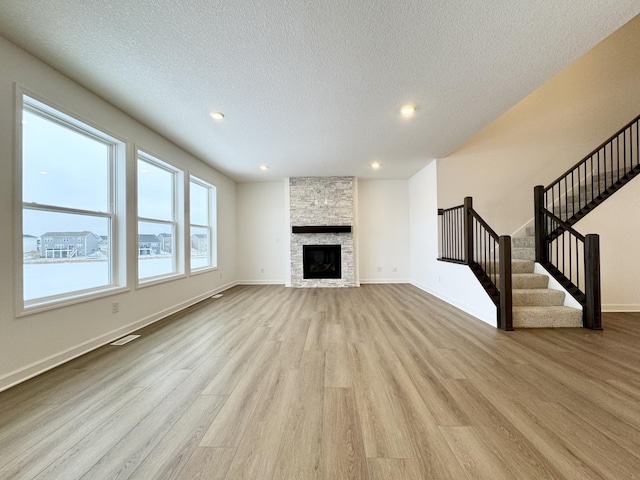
437, 14, 640, 235
435, 14, 640, 311
0, 37, 238, 390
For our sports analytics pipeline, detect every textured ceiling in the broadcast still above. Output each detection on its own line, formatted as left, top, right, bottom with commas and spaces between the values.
0, 1, 638, 182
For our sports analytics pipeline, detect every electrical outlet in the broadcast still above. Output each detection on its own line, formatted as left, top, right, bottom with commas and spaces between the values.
377, 267, 382, 273
392, 267, 397, 273
261, 268, 265, 273
112, 301, 119, 314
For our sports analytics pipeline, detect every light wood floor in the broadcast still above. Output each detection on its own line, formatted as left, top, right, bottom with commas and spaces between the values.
1, 284, 640, 479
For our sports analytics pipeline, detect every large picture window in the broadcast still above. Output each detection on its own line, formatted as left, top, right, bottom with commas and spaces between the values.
137, 151, 183, 282
21, 95, 122, 308
190, 176, 216, 271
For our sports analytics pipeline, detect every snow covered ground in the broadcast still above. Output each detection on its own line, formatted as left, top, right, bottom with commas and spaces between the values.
24, 256, 212, 300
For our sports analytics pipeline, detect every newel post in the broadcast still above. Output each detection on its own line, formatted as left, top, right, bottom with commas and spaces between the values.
498, 235, 513, 331
534, 186, 547, 264
584, 234, 602, 330
437, 209, 444, 259
463, 197, 473, 265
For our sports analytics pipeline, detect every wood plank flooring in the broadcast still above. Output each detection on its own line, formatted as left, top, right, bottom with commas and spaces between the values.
1, 284, 640, 479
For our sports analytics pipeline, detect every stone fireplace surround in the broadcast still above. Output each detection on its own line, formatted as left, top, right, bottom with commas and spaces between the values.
289, 176, 357, 288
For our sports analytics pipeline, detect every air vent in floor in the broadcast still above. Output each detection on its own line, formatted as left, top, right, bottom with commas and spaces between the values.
111, 334, 140, 346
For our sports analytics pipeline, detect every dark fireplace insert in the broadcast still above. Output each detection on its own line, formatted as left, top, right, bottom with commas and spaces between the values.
303, 244, 341, 279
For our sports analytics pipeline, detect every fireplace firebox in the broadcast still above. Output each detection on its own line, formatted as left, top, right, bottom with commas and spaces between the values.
303, 245, 341, 279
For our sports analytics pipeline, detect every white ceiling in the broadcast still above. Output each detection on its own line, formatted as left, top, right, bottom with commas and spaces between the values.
0, 1, 638, 182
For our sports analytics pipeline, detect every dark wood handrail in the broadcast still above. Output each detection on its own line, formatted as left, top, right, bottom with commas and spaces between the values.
539, 207, 585, 241
544, 113, 640, 193
438, 196, 512, 331
469, 208, 500, 240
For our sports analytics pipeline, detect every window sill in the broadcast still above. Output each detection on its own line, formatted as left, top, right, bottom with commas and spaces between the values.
136, 272, 187, 289
189, 265, 218, 277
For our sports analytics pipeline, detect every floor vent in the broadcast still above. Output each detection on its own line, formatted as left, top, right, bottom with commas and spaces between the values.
211, 294, 223, 299
111, 335, 141, 346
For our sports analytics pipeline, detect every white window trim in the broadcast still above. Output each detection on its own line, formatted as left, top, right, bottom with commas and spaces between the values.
189, 175, 217, 274
16, 88, 128, 315
136, 149, 185, 286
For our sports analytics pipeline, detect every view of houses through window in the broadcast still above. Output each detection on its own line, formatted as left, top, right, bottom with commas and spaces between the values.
137, 153, 181, 282
22, 96, 116, 305
21, 94, 218, 310
190, 176, 216, 270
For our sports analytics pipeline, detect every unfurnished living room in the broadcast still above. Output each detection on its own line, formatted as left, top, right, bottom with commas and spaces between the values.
1, 2, 640, 479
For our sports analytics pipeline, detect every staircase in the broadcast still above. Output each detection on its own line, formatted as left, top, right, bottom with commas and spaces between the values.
439, 114, 640, 330
511, 227, 582, 328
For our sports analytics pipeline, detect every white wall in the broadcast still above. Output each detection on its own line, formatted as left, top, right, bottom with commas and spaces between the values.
357, 180, 410, 283
0, 37, 237, 391
236, 179, 412, 285
409, 161, 497, 326
236, 182, 288, 283
574, 177, 640, 311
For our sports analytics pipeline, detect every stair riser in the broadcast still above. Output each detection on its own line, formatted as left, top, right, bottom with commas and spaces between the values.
512, 237, 535, 248
511, 275, 548, 289
512, 260, 535, 274
512, 248, 535, 261
513, 290, 565, 306
513, 307, 583, 328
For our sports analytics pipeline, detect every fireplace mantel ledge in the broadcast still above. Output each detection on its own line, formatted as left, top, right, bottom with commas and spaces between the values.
291, 225, 352, 234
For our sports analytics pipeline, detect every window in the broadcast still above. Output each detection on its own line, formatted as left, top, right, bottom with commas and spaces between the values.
190, 176, 216, 271
21, 95, 123, 308
137, 151, 183, 282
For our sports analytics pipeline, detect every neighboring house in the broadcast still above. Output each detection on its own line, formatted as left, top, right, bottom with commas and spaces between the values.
23, 234, 38, 253
99, 235, 109, 247
138, 234, 161, 255
40, 231, 101, 258
157, 233, 172, 253
190, 234, 208, 252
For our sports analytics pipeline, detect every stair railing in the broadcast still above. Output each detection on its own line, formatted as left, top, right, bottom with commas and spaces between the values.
438, 197, 513, 331
534, 187, 602, 330
532, 114, 639, 330
544, 114, 640, 224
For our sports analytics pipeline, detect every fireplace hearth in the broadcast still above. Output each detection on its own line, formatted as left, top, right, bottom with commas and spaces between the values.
303, 245, 341, 279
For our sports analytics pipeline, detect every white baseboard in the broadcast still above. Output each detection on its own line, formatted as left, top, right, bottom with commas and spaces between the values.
0, 281, 238, 393
359, 279, 410, 284
603, 304, 640, 312
236, 280, 286, 285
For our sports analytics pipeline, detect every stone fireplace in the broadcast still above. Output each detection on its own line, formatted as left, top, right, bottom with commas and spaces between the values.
289, 176, 356, 287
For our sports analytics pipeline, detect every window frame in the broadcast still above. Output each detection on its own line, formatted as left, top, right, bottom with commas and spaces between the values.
136, 149, 185, 286
16, 89, 128, 315
189, 175, 217, 274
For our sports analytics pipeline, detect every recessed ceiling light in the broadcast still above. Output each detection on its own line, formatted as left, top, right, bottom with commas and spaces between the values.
210, 111, 225, 120
400, 104, 416, 117
371, 161, 382, 170
259, 165, 268, 171
39, 171, 47, 175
